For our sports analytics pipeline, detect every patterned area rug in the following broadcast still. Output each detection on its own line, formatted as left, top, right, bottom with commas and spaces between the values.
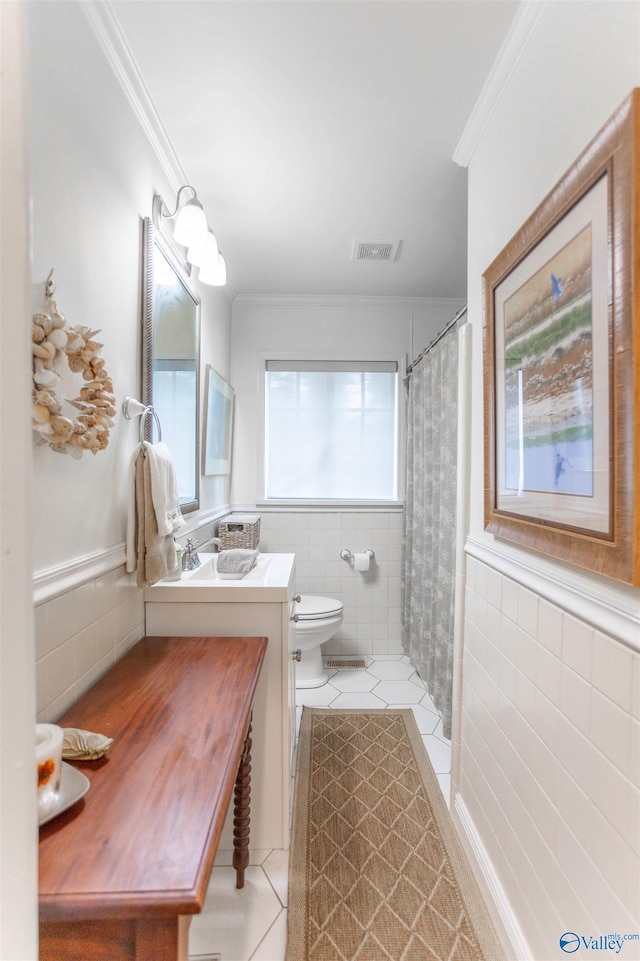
287, 709, 506, 961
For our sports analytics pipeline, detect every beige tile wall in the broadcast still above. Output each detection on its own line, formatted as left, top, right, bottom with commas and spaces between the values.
35, 567, 144, 722
258, 511, 404, 656
460, 555, 640, 959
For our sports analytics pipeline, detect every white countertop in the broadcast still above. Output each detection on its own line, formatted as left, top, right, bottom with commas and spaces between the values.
144, 552, 296, 603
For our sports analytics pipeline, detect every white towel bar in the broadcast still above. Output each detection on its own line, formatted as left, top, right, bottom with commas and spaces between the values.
122, 396, 162, 443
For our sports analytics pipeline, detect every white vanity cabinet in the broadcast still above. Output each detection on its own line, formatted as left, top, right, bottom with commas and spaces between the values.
144, 553, 296, 852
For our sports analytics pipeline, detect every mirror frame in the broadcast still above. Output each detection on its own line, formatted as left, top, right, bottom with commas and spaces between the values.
141, 216, 201, 514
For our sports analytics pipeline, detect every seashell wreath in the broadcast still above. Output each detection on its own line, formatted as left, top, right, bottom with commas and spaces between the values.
32, 270, 115, 458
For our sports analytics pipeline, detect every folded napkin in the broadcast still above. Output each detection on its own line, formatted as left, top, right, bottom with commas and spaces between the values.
216, 549, 259, 576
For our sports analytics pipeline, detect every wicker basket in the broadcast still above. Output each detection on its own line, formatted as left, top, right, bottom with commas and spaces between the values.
217, 513, 261, 551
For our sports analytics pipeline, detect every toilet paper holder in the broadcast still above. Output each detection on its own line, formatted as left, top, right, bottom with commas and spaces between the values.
340, 549, 375, 562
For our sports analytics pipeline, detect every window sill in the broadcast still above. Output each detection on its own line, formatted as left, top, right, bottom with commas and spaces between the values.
256, 500, 403, 512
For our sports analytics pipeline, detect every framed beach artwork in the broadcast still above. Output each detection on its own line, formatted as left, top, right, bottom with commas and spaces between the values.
203, 365, 234, 476
483, 90, 639, 585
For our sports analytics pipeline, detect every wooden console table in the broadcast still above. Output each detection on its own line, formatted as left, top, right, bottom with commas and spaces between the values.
39, 635, 267, 961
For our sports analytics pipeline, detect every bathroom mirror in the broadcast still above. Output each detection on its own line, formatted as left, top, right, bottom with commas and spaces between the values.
141, 217, 200, 513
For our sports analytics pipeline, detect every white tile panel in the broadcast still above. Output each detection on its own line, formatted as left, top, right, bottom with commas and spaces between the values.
561, 613, 593, 681
537, 598, 563, 657
459, 558, 640, 960
535, 646, 561, 707
366, 659, 415, 680
329, 691, 387, 709
590, 689, 631, 776
373, 679, 425, 704
516, 585, 539, 637
560, 664, 592, 733
35, 563, 144, 721
592, 629, 634, 713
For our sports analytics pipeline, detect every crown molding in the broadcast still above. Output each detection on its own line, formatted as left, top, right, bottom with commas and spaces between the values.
233, 294, 465, 311
452, 0, 548, 169
80, 0, 186, 193
80, 1, 240, 301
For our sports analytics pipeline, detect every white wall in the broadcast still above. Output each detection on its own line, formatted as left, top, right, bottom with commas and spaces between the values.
27, 3, 234, 734
229, 297, 463, 656
230, 296, 463, 506
2, 4, 234, 951
457, 3, 640, 958
29, 2, 233, 577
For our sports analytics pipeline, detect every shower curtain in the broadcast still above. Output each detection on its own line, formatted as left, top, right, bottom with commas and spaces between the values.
402, 314, 463, 740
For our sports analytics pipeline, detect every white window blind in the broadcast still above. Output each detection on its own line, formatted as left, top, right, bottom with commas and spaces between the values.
264, 360, 399, 501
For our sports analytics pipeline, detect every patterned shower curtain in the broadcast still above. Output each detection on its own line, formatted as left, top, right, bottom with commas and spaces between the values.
402, 320, 460, 740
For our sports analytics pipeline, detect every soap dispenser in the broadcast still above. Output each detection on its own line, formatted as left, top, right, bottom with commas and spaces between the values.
165, 539, 183, 581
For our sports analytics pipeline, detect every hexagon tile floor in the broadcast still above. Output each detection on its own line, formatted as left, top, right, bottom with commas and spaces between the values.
189, 655, 452, 961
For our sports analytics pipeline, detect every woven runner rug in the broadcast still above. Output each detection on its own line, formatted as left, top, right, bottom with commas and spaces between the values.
287, 709, 506, 961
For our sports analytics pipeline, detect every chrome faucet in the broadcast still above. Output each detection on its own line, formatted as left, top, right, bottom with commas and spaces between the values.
181, 538, 201, 571
204, 537, 223, 550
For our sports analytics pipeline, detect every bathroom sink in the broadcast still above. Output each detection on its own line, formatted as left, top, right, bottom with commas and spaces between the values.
188, 552, 271, 582
144, 551, 294, 603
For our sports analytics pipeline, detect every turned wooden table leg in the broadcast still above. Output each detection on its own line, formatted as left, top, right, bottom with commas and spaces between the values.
233, 719, 252, 889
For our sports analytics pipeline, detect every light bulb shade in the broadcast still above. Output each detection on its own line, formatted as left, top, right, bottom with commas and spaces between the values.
187, 229, 219, 268
173, 200, 208, 248
199, 252, 227, 286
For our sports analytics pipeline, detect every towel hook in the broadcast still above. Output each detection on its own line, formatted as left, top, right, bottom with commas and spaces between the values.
122, 396, 162, 443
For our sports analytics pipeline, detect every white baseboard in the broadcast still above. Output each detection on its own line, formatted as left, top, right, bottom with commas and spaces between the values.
452, 794, 532, 961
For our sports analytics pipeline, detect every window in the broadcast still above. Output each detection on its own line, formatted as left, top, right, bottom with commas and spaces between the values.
264, 359, 400, 502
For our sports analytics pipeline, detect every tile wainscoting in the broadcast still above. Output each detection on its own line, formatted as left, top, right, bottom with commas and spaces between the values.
456, 550, 640, 961
35, 565, 144, 723
258, 510, 404, 657
34, 509, 404, 721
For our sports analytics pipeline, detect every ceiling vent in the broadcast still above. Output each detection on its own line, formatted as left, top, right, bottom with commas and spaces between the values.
353, 240, 402, 263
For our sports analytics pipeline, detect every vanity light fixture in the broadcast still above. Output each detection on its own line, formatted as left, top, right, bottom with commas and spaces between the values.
187, 228, 218, 269
155, 185, 207, 247
198, 252, 227, 287
152, 187, 226, 286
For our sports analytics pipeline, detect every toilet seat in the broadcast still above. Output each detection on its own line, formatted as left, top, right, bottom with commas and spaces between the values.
296, 595, 343, 620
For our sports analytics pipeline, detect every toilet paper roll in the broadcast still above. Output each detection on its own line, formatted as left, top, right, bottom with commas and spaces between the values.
36, 723, 64, 819
353, 551, 370, 572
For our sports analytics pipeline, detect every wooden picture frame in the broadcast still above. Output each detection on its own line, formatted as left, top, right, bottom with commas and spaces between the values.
483, 90, 639, 584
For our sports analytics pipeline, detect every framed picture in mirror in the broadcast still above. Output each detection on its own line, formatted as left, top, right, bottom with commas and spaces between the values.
203, 365, 234, 476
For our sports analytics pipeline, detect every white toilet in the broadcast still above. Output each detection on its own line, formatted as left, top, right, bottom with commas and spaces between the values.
293, 595, 344, 688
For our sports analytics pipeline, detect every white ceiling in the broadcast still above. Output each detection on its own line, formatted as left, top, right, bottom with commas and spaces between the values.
112, 1, 519, 299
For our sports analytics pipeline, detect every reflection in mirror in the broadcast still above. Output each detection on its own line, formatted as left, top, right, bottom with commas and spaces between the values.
142, 218, 200, 513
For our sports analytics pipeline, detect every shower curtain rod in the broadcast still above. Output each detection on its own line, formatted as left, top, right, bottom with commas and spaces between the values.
406, 304, 468, 376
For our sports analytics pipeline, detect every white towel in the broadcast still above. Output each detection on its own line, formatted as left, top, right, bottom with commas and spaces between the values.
143, 441, 184, 537
125, 443, 142, 573
125, 444, 179, 585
